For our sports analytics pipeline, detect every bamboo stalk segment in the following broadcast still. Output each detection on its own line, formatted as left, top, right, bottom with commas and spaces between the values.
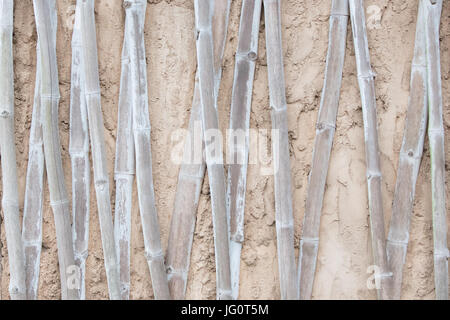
0, 0, 27, 300
423, 0, 448, 300
386, 0, 428, 300
263, 0, 298, 300
227, 0, 262, 300
349, 0, 392, 300
114, 2, 135, 300
166, 0, 231, 300
194, 0, 232, 300
78, 0, 121, 299
298, 0, 349, 300
124, 0, 171, 299
22, 47, 45, 300
70, 2, 91, 299
33, 0, 80, 300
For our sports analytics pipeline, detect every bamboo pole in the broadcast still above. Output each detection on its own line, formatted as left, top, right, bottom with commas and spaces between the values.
349, 0, 392, 300
263, 0, 298, 300
0, 0, 27, 300
194, 0, 232, 300
114, 2, 135, 300
33, 0, 79, 300
386, 0, 428, 300
22, 47, 45, 300
298, 0, 349, 300
70, 2, 90, 299
124, 0, 171, 299
78, 0, 121, 300
227, 0, 262, 300
423, 0, 448, 300
166, 0, 231, 300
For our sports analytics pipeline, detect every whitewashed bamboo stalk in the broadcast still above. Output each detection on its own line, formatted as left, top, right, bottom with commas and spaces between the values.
194, 0, 232, 300
263, 0, 298, 300
33, 0, 79, 300
0, 0, 27, 300
386, 0, 428, 300
114, 2, 135, 300
125, 0, 171, 300
22, 47, 45, 300
349, 0, 392, 300
423, 0, 448, 300
78, 0, 121, 300
227, 0, 262, 300
298, 0, 349, 300
70, 3, 90, 300
166, 0, 231, 300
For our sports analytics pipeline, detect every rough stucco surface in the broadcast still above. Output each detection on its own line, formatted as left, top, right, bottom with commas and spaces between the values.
0, 0, 448, 299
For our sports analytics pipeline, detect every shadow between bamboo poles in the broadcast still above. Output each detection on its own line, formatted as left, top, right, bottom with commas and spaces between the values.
263, 0, 298, 300
349, 0, 392, 300
114, 2, 135, 300
33, 0, 80, 300
70, 2, 91, 300
386, 0, 428, 300
227, 0, 262, 300
125, 0, 171, 300
298, 0, 349, 300
79, 0, 121, 299
166, 0, 231, 300
423, 0, 449, 300
194, 0, 232, 300
0, 0, 27, 300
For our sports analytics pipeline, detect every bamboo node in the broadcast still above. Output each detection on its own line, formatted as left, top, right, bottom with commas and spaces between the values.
145, 250, 164, 262
0, 110, 12, 118
316, 122, 336, 131
301, 237, 319, 244
366, 171, 382, 180
386, 238, 408, 246
331, 9, 350, 17
248, 51, 257, 61
50, 199, 70, 208
377, 272, 393, 279
114, 171, 135, 178
95, 179, 108, 190
85, 90, 101, 97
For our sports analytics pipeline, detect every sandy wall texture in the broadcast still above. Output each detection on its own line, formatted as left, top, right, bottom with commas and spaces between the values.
0, 0, 449, 299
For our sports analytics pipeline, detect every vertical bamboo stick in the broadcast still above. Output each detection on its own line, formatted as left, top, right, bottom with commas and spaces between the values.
0, 0, 27, 300
70, 2, 90, 299
263, 0, 298, 300
166, 0, 231, 299
227, 0, 262, 300
78, 0, 121, 300
386, 0, 428, 300
423, 0, 448, 300
114, 1, 135, 300
349, 0, 392, 300
22, 47, 45, 300
125, 0, 171, 299
33, 0, 79, 300
194, 0, 232, 300
298, 0, 349, 300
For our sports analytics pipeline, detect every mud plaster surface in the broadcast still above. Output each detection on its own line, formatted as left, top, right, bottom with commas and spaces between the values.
0, 0, 449, 299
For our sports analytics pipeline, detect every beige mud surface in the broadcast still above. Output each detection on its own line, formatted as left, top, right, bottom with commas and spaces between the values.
0, 0, 449, 299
